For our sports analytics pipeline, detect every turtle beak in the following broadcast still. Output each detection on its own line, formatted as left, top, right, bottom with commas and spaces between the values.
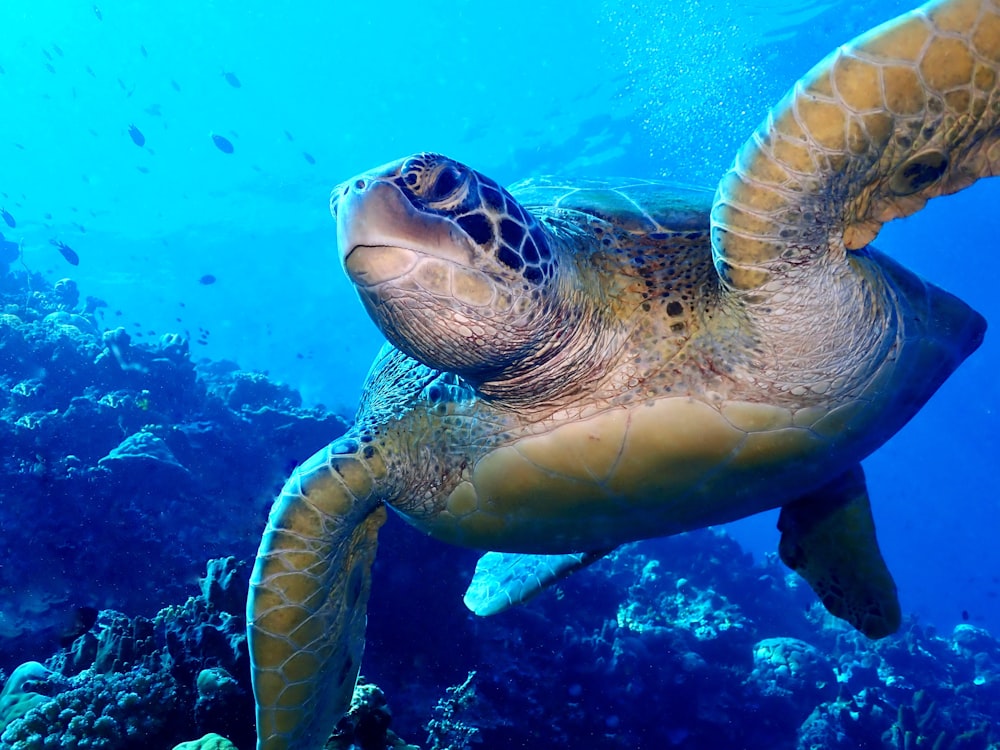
332, 162, 474, 287
330, 157, 407, 226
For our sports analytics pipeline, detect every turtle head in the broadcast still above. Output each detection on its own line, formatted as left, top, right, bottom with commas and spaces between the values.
333, 153, 559, 383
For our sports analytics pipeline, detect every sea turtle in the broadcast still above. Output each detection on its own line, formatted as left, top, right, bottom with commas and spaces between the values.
247, 0, 997, 747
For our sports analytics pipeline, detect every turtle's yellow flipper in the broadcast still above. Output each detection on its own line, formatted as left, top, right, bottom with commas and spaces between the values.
778, 465, 901, 639
248, 441, 386, 750
713, 0, 1000, 290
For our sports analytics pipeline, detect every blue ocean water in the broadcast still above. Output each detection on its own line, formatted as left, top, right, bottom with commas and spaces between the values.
2, 1, 1000, 747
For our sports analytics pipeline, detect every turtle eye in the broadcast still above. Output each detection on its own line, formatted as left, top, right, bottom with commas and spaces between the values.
428, 164, 464, 202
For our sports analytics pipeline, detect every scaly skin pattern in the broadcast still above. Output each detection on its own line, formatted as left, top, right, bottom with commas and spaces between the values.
713, 0, 1000, 290
248, 442, 386, 750
248, 1, 994, 748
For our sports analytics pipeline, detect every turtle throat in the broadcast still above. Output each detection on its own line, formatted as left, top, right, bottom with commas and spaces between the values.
356, 257, 610, 407
467, 271, 615, 408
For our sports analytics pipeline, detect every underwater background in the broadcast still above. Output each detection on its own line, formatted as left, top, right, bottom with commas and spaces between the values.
1, 1, 999, 748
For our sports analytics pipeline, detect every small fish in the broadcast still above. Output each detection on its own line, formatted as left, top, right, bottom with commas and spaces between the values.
50, 239, 80, 266
211, 134, 233, 154
94, 4, 102, 20
1, 208, 15, 228
52, 43, 64, 57
199, 274, 217, 285
284, 130, 294, 141
145, 103, 161, 116
302, 152, 316, 165
44, 62, 56, 74
962, 610, 970, 621
170, 79, 181, 92
42, 49, 53, 61
0, 64, 5, 75
85, 65, 96, 77
140, 44, 148, 58
222, 70, 241, 88
137, 165, 150, 174
128, 123, 145, 146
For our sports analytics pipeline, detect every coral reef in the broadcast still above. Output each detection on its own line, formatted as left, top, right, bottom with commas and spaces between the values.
0, 265, 348, 667
362, 528, 1000, 749
424, 672, 481, 750
0, 667, 180, 749
3, 525, 1000, 749
0, 558, 423, 750
0, 557, 251, 750
324, 681, 419, 750
0, 663, 51, 738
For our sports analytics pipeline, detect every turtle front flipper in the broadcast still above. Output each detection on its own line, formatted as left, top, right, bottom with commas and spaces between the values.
778, 464, 901, 639
463, 548, 614, 616
713, 0, 1000, 290
248, 439, 386, 750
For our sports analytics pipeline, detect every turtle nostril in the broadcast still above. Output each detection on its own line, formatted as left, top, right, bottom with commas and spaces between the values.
354, 179, 367, 191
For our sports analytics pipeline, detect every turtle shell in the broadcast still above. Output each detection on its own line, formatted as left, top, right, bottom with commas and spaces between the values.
509, 176, 713, 235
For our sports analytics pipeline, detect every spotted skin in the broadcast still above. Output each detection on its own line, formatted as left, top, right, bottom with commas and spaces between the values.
248, 2, 994, 748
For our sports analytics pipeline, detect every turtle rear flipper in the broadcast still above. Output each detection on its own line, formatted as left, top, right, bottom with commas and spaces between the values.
713, 0, 1000, 291
248, 442, 386, 750
464, 548, 614, 615
778, 464, 901, 639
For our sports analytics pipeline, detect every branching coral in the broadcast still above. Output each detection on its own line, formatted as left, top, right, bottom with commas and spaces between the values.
0, 667, 180, 749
